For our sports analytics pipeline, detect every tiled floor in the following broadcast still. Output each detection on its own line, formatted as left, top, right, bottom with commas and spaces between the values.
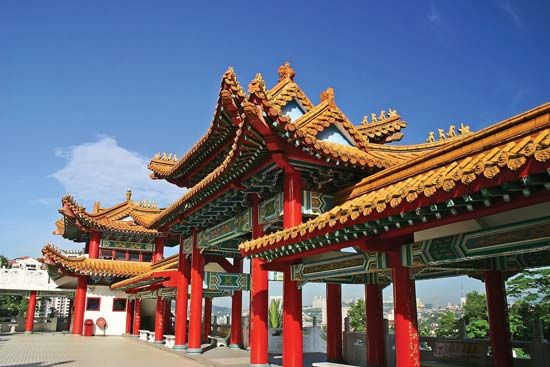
0, 333, 204, 367
0, 333, 329, 367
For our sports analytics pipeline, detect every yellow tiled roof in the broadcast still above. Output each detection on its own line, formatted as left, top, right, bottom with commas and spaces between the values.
148, 67, 245, 183
239, 103, 550, 254
110, 254, 179, 290
42, 244, 151, 277
267, 62, 314, 112
58, 194, 161, 237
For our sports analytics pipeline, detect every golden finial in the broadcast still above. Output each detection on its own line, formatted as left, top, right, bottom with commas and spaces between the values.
459, 123, 471, 134
172, 154, 178, 161
277, 62, 296, 81
388, 108, 398, 117
427, 132, 436, 143
126, 189, 132, 201
361, 116, 369, 125
154, 153, 161, 159
248, 73, 266, 95
379, 110, 387, 120
371, 113, 378, 123
438, 128, 446, 140
225, 66, 235, 77
320, 87, 335, 104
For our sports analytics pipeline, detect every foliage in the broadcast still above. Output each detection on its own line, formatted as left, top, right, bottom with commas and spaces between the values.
465, 319, 489, 338
435, 311, 459, 337
268, 299, 282, 328
463, 291, 487, 324
347, 299, 365, 332
0, 295, 28, 318
507, 269, 550, 339
418, 319, 433, 336
0, 255, 8, 268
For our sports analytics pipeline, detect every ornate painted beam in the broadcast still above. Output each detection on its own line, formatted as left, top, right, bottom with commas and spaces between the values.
402, 217, 550, 267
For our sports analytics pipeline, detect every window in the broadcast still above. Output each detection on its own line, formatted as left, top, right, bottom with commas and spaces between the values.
86, 297, 101, 311
114, 251, 126, 260
129, 252, 140, 262
112, 298, 127, 312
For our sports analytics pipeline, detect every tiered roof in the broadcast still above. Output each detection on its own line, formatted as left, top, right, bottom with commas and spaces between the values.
42, 244, 150, 277
239, 103, 550, 258
55, 191, 163, 243
146, 66, 425, 232
110, 255, 179, 290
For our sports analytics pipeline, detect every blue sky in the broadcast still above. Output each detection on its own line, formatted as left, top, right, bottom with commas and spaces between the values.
0, 1, 548, 306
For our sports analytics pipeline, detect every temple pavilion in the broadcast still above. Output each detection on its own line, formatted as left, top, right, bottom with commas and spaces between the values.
35, 63, 549, 367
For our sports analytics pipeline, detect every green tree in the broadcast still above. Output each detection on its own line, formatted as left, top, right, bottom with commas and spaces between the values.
0, 255, 8, 268
507, 269, 550, 339
268, 299, 282, 328
466, 319, 489, 338
435, 311, 459, 337
462, 291, 489, 338
347, 299, 365, 332
463, 291, 488, 324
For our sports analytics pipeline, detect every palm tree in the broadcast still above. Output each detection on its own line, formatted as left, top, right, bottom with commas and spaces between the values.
268, 299, 282, 328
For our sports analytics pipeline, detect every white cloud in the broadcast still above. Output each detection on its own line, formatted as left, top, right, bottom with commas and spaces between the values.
427, 1, 441, 23
52, 136, 183, 208
498, 2, 522, 28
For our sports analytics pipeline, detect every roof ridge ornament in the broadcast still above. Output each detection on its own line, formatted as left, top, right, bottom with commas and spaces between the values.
126, 189, 132, 202
426, 123, 472, 142
278, 62, 296, 82
320, 87, 335, 105
362, 108, 399, 125
248, 73, 267, 96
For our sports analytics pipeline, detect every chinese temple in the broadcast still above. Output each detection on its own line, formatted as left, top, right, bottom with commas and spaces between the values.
34, 63, 549, 367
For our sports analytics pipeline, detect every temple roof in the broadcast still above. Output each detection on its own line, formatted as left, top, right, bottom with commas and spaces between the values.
110, 255, 179, 290
55, 191, 163, 243
147, 67, 246, 187
147, 63, 409, 189
239, 102, 550, 257
357, 111, 407, 143
267, 62, 314, 112
42, 244, 151, 277
147, 73, 417, 230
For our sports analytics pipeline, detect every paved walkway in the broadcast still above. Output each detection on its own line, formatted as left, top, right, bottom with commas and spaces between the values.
0, 333, 329, 367
0, 333, 204, 367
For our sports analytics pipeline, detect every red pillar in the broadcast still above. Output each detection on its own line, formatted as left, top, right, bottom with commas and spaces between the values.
203, 297, 212, 342
153, 237, 164, 263
24, 291, 37, 334
250, 194, 269, 366
390, 251, 420, 367
229, 257, 243, 349
154, 296, 165, 343
326, 284, 343, 362
366, 283, 386, 366
174, 252, 190, 349
133, 298, 142, 336
72, 276, 87, 335
485, 270, 513, 367
188, 231, 204, 354
282, 170, 303, 367
125, 299, 134, 335
88, 231, 101, 259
